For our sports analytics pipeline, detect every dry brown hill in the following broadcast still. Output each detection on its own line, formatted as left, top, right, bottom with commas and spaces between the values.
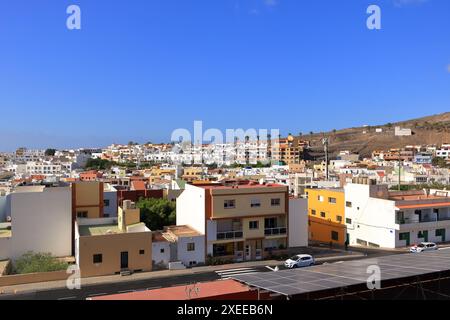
299, 112, 450, 160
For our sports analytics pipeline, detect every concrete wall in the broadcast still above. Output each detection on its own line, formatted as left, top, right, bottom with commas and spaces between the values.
211, 192, 286, 219
103, 190, 117, 217
77, 231, 152, 278
288, 198, 308, 247
73, 182, 103, 218
9, 187, 72, 260
176, 185, 206, 234
0, 270, 68, 287
345, 184, 397, 248
176, 235, 205, 267
152, 241, 171, 267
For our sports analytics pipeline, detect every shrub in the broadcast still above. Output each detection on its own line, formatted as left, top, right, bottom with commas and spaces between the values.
13, 252, 68, 275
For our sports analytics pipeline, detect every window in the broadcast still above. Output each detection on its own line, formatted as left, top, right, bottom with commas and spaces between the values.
311, 209, 316, 216
346, 218, 352, 224
77, 211, 88, 218
346, 201, 352, 208
399, 232, 409, 241
436, 229, 445, 237
320, 212, 326, 218
251, 199, 261, 208
103, 199, 110, 207
271, 198, 281, 206
224, 200, 236, 209
318, 195, 324, 202
331, 231, 339, 241
336, 215, 343, 222
328, 197, 337, 204
93, 254, 102, 264
139, 250, 145, 255
265, 217, 277, 229
160, 248, 165, 253
249, 221, 259, 230
187, 243, 195, 251
189, 261, 197, 266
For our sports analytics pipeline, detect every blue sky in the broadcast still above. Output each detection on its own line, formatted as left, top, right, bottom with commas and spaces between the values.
0, 0, 449, 150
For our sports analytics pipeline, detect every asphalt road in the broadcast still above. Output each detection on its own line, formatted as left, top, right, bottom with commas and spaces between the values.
0, 247, 404, 300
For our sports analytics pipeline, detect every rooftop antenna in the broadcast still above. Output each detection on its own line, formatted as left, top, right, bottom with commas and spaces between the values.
322, 137, 329, 181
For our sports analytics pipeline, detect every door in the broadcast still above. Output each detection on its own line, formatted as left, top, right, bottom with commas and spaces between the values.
423, 230, 429, 242
442, 229, 446, 242
245, 244, 251, 261
120, 251, 129, 269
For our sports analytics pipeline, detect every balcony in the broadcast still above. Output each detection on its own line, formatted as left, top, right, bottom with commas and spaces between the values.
216, 230, 243, 240
264, 227, 287, 236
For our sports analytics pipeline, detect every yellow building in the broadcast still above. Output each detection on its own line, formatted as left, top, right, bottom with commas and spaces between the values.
306, 188, 346, 245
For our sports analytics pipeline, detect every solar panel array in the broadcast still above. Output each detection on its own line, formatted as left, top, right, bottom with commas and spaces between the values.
232, 249, 450, 297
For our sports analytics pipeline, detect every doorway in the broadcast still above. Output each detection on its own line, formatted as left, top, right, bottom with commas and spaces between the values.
120, 251, 129, 269
245, 244, 251, 261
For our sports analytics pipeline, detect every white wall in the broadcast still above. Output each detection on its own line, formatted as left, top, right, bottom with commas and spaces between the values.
288, 198, 308, 247
176, 184, 206, 234
9, 187, 72, 260
345, 184, 397, 248
152, 241, 171, 266
177, 235, 205, 266
103, 190, 118, 217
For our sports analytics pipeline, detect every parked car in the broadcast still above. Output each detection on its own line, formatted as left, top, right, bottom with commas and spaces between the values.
284, 254, 315, 269
409, 242, 438, 253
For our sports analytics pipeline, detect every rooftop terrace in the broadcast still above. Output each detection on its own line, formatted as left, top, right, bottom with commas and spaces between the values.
78, 224, 123, 237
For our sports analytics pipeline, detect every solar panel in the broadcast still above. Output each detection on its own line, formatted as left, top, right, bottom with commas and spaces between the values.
231, 249, 450, 297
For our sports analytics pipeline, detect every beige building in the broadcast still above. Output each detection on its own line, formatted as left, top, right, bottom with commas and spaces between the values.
177, 181, 289, 262
75, 200, 152, 277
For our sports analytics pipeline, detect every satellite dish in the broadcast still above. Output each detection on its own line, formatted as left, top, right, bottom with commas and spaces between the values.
6, 216, 11, 222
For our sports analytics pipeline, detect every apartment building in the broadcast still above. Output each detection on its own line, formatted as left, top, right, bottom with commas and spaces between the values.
272, 135, 305, 165
345, 181, 450, 248
436, 144, 450, 159
0, 186, 72, 260
306, 188, 346, 246
75, 200, 152, 277
176, 181, 289, 262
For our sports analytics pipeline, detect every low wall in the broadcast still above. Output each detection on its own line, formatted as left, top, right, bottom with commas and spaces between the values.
0, 270, 68, 287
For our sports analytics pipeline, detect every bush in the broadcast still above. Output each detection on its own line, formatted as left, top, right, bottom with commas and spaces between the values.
13, 252, 68, 275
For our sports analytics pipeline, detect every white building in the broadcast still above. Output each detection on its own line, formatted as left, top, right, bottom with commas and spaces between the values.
0, 186, 72, 260
345, 182, 450, 249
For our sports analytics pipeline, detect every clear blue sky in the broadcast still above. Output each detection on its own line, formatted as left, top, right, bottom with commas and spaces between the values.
0, 0, 449, 151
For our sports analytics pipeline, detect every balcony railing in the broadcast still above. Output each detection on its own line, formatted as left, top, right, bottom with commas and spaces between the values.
216, 230, 243, 240
264, 227, 287, 236
397, 216, 450, 225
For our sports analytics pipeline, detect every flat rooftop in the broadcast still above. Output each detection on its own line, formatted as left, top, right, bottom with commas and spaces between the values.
164, 225, 201, 237
89, 279, 250, 300
78, 224, 123, 237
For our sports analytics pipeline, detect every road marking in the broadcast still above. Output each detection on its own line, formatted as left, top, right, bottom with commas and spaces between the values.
57, 296, 77, 300
216, 268, 260, 278
118, 290, 134, 294
215, 267, 254, 273
87, 292, 107, 297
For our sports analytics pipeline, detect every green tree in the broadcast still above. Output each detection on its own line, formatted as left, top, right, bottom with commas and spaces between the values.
13, 252, 68, 274
45, 149, 56, 156
137, 198, 176, 231
432, 157, 449, 168
85, 158, 115, 170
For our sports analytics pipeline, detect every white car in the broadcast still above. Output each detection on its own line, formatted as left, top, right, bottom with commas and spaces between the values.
284, 254, 315, 269
409, 242, 438, 253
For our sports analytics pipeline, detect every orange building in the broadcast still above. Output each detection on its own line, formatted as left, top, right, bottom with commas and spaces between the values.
306, 188, 347, 246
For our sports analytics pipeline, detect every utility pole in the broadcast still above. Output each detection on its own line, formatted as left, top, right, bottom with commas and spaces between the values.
398, 149, 402, 191
322, 137, 329, 181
